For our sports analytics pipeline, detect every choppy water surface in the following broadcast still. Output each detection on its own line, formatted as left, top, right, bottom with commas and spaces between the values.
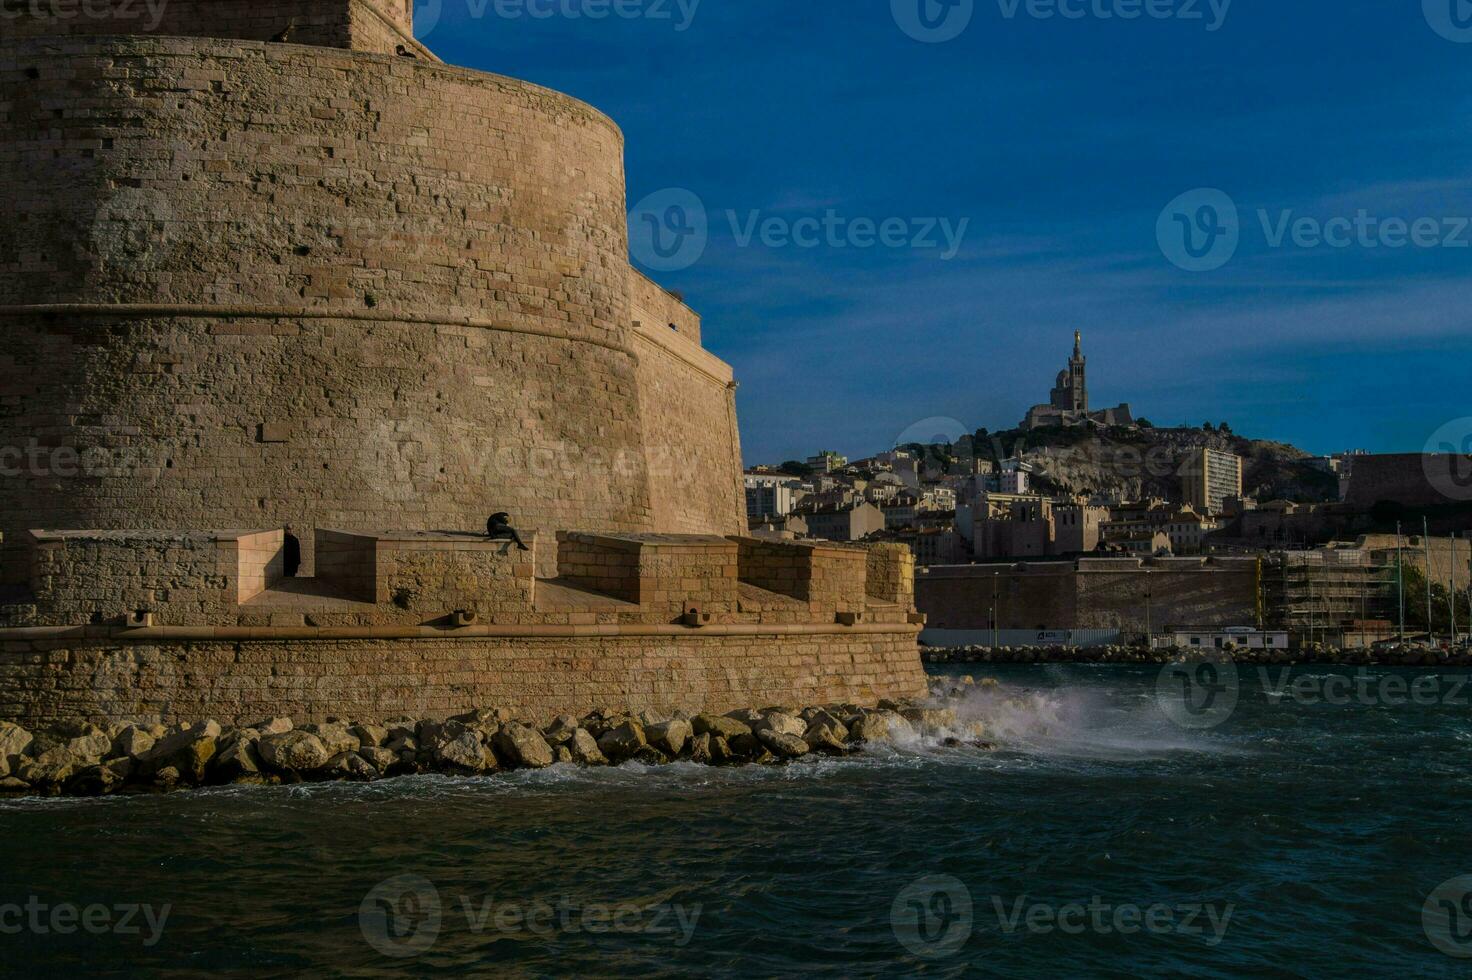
3, 663, 1472, 977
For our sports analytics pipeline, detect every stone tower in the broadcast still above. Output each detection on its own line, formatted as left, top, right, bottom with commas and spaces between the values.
0, 0, 748, 583
0, 0, 929, 728
1049, 331, 1088, 414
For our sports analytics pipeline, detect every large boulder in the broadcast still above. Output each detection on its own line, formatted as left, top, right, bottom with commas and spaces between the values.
211, 738, 264, 783
803, 721, 849, 755
646, 719, 692, 758
596, 721, 646, 763
542, 715, 580, 746
322, 752, 378, 781
138, 722, 220, 782
753, 712, 805, 739
568, 729, 608, 766
66, 760, 130, 796
727, 733, 775, 764
0, 722, 33, 774
111, 725, 156, 762
693, 714, 751, 740
359, 746, 399, 775
27, 730, 114, 786
627, 745, 670, 766
453, 707, 514, 728
847, 713, 892, 744
350, 724, 388, 750
756, 728, 810, 759
251, 717, 294, 736
901, 706, 957, 733
304, 723, 358, 757
433, 732, 496, 774
689, 732, 714, 765
258, 731, 331, 774
493, 723, 555, 769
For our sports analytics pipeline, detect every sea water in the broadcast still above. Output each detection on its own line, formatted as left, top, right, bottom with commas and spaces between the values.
2, 663, 1470, 977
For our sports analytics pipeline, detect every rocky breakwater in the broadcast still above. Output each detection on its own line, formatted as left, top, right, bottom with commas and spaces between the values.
0, 682, 994, 799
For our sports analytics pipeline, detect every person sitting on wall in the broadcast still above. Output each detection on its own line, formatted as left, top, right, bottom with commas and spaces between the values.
486, 513, 531, 554
283, 527, 302, 578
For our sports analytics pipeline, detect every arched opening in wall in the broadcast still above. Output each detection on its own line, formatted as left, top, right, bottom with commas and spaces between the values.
284, 532, 302, 578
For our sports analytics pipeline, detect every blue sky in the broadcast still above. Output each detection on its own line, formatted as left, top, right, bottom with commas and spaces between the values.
415, 0, 1472, 464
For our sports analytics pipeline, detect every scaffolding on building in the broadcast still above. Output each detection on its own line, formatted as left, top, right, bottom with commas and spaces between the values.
1261, 549, 1398, 644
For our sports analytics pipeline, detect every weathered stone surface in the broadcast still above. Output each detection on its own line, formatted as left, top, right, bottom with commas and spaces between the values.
727, 733, 774, 763
350, 724, 388, 749
646, 719, 692, 758
902, 707, 958, 733
139, 724, 219, 782
553, 745, 573, 764
848, 713, 891, 744
323, 752, 378, 781
253, 717, 294, 736
112, 725, 156, 761
0, 722, 33, 773
359, 746, 398, 774
66, 763, 127, 796
305, 723, 358, 757
693, 714, 751, 739
627, 745, 669, 766
689, 732, 713, 765
434, 732, 496, 774
543, 715, 579, 745
568, 728, 607, 766
803, 722, 849, 755
753, 712, 805, 739
211, 739, 263, 782
493, 723, 554, 769
258, 731, 331, 774
596, 721, 646, 763
756, 728, 809, 759
29, 731, 113, 785
0, 776, 29, 793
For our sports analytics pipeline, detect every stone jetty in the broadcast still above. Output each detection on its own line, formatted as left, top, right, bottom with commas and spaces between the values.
0, 683, 991, 799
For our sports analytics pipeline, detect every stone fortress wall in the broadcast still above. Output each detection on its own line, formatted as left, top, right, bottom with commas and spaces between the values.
0, 2, 925, 726
0, 28, 741, 581
916, 557, 1259, 637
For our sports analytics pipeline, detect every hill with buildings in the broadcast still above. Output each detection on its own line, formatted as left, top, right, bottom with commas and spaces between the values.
960, 424, 1340, 505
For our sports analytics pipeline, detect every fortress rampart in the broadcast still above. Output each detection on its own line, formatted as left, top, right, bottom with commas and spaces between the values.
0, 7, 924, 726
